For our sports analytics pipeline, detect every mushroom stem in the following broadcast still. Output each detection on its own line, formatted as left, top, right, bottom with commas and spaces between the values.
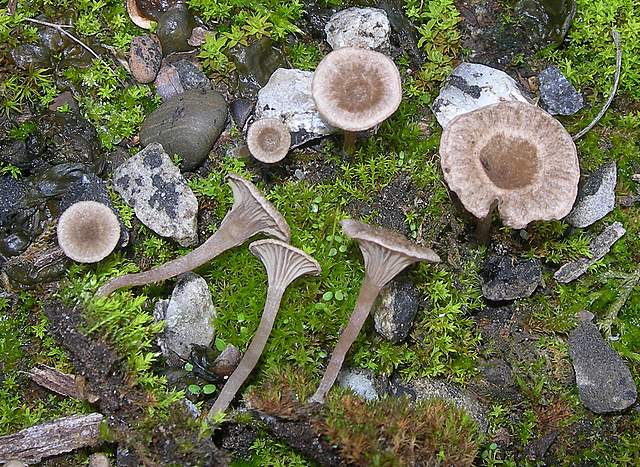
206, 239, 320, 419
96, 174, 290, 297
207, 285, 285, 418
309, 277, 381, 404
475, 208, 494, 245
342, 131, 357, 154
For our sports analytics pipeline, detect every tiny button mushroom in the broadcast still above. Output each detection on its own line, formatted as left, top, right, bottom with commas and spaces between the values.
57, 201, 120, 263
247, 118, 291, 164
312, 47, 402, 153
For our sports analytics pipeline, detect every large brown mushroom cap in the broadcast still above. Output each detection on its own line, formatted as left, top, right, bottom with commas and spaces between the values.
440, 101, 579, 229
247, 119, 291, 164
312, 47, 402, 132
57, 201, 120, 263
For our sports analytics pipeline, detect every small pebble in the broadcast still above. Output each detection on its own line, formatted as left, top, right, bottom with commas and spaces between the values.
129, 34, 163, 84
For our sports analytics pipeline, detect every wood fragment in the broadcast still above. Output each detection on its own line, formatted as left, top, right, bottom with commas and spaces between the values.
572, 29, 622, 141
0, 413, 104, 464
26, 364, 99, 403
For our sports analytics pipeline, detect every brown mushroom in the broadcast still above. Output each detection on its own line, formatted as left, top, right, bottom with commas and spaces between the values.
439, 101, 579, 241
309, 219, 440, 404
96, 174, 290, 297
207, 238, 320, 418
126, 0, 157, 29
57, 201, 120, 263
246, 118, 291, 164
312, 47, 402, 153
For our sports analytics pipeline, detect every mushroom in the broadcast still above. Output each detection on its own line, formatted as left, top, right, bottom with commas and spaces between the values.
126, 0, 160, 29
96, 174, 290, 297
207, 238, 320, 418
246, 118, 291, 164
309, 219, 440, 404
57, 201, 120, 263
439, 101, 579, 242
312, 47, 402, 153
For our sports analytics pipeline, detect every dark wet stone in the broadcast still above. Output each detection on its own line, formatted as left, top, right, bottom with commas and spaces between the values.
38, 22, 70, 52
0, 139, 30, 170
373, 276, 421, 343
538, 66, 583, 115
566, 162, 617, 228
140, 89, 228, 171
11, 43, 51, 69
129, 34, 163, 84
476, 358, 518, 400
157, 5, 195, 55
230, 99, 255, 129
230, 38, 287, 97
172, 59, 210, 90
481, 255, 542, 301
526, 431, 558, 461
569, 320, 637, 413
515, 0, 576, 46
0, 175, 27, 229
2, 243, 69, 287
154, 62, 184, 101
135, 0, 177, 21
378, 0, 425, 67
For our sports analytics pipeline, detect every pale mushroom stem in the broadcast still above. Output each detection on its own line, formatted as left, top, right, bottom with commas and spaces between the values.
475, 201, 497, 245
207, 286, 285, 418
343, 131, 357, 154
309, 277, 380, 404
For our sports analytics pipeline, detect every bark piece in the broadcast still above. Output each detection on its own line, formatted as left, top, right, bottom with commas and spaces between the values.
27, 364, 99, 403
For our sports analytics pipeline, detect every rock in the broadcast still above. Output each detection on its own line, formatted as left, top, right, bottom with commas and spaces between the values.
554, 222, 626, 283
481, 255, 542, 301
337, 368, 384, 401
230, 99, 255, 129
538, 66, 583, 115
255, 68, 334, 141
325, 8, 391, 51
378, 0, 425, 67
230, 38, 287, 97
373, 276, 421, 343
568, 319, 637, 413
157, 5, 194, 55
475, 358, 518, 401
88, 453, 111, 467
11, 43, 51, 69
566, 162, 617, 228
515, 0, 576, 46
390, 376, 489, 432
431, 63, 530, 128
112, 143, 198, 246
154, 62, 183, 101
129, 35, 162, 84
139, 89, 228, 171
154, 273, 216, 363
172, 59, 210, 90
211, 344, 242, 377
0, 175, 27, 229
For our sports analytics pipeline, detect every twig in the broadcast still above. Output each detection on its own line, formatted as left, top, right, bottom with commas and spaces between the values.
599, 265, 640, 338
572, 29, 622, 141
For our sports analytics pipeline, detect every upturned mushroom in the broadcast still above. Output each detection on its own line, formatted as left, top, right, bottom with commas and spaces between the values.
309, 220, 440, 404
312, 47, 402, 153
439, 101, 579, 241
207, 238, 320, 418
96, 174, 290, 297
126, 0, 162, 29
57, 201, 120, 263
246, 118, 291, 164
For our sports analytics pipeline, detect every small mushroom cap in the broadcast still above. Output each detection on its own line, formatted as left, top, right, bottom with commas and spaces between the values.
440, 101, 579, 229
249, 238, 321, 289
247, 119, 291, 163
312, 47, 402, 132
341, 219, 440, 287
57, 201, 120, 263
226, 174, 291, 242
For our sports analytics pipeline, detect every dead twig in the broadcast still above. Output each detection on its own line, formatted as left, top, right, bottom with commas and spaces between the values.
572, 29, 622, 141
25, 364, 100, 403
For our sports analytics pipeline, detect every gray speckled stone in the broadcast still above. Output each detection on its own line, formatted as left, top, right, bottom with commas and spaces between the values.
154, 273, 216, 364
566, 162, 617, 228
373, 277, 421, 343
113, 143, 198, 246
481, 255, 541, 301
569, 320, 637, 413
554, 222, 625, 283
140, 88, 227, 171
538, 66, 583, 115
432, 63, 530, 128
337, 368, 384, 401
325, 7, 391, 51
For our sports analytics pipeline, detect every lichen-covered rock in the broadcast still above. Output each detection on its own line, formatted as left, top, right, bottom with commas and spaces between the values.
139, 89, 228, 170
566, 162, 617, 228
373, 277, 421, 343
112, 143, 198, 246
481, 255, 542, 301
325, 7, 391, 51
432, 63, 530, 128
255, 68, 334, 139
129, 34, 162, 84
569, 318, 637, 413
337, 368, 385, 401
153, 273, 216, 364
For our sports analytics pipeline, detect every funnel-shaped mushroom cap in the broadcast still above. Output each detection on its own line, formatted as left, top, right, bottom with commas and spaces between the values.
341, 219, 440, 287
440, 101, 579, 229
312, 47, 402, 132
250, 239, 321, 289
57, 201, 120, 263
226, 174, 291, 242
247, 119, 291, 163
